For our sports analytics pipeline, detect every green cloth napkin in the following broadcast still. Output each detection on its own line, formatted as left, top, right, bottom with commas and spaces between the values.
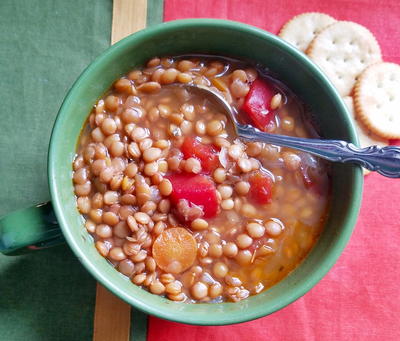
0, 1, 110, 340
0, 0, 164, 338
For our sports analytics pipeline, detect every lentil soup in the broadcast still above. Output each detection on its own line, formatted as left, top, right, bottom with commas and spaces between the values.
72, 56, 330, 303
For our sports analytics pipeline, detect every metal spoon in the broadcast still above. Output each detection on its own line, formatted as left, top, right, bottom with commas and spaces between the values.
180, 84, 400, 178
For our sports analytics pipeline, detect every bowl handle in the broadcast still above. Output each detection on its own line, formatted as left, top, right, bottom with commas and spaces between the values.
0, 202, 64, 255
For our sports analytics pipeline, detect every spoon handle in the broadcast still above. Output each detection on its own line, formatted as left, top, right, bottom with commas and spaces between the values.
237, 124, 400, 178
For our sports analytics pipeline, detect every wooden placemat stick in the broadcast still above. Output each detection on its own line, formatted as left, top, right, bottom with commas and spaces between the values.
93, 1, 148, 340
93, 284, 132, 341
111, 0, 147, 44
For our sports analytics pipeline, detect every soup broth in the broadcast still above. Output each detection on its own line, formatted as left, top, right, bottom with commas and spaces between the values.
72, 55, 330, 303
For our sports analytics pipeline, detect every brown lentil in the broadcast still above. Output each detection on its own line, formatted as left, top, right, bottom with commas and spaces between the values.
264, 219, 284, 237
165, 280, 183, 295
191, 218, 209, 230
184, 157, 202, 174
191, 282, 208, 300
246, 222, 265, 238
213, 168, 226, 183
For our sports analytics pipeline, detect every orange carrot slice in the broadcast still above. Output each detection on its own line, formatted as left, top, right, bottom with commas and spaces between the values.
152, 227, 197, 274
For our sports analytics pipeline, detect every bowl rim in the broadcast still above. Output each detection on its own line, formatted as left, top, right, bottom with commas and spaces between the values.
48, 18, 363, 325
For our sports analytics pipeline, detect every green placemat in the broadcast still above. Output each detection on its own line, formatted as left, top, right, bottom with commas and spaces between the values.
0, 0, 163, 340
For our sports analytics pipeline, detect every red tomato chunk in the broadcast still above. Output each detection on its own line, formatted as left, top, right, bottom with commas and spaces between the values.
166, 173, 219, 219
242, 79, 276, 131
248, 171, 273, 205
181, 136, 220, 172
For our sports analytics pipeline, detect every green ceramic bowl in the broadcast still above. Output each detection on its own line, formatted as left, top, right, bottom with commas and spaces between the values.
47, 19, 362, 325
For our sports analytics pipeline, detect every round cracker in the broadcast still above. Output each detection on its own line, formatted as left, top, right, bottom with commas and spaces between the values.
343, 96, 388, 175
307, 21, 382, 97
354, 62, 400, 139
279, 12, 336, 52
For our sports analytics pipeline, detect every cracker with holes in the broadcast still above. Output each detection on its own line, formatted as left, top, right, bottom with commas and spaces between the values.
343, 96, 388, 174
307, 21, 382, 97
354, 62, 400, 139
279, 12, 336, 52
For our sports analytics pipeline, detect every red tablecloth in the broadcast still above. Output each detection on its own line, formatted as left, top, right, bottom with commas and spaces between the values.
149, 1, 400, 340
